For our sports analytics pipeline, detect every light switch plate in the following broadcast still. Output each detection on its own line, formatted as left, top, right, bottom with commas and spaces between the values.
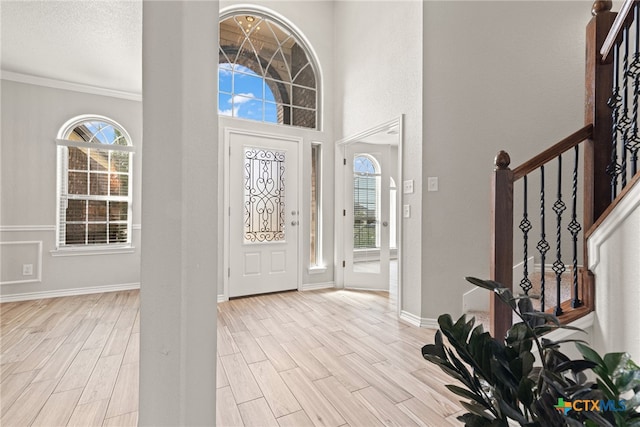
427, 176, 439, 192
403, 204, 411, 218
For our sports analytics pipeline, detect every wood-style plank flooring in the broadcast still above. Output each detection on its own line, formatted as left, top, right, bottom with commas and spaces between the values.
1, 288, 464, 426
0, 290, 139, 427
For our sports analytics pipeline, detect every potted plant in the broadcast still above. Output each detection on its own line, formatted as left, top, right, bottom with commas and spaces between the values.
421, 277, 640, 427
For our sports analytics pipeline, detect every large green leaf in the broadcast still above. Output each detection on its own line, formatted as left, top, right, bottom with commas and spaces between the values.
509, 351, 535, 380
603, 352, 625, 374
520, 311, 560, 326
506, 323, 534, 354
605, 352, 640, 392
446, 384, 491, 408
540, 338, 589, 349
457, 413, 503, 427
466, 277, 502, 292
490, 357, 519, 393
555, 359, 598, 374
576, 342, 605, 365
517, 377, 535, 406
497, 398, 527, 425
466, 277, 517, 310
460, 400, 497, 421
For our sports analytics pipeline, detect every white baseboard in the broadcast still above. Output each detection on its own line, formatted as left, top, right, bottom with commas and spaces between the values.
0, 282, 140, 303
301, 282, 335, 291
217, 294, 228, 303
399, 310, 439, 329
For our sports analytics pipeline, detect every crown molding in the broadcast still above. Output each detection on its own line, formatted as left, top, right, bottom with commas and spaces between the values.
0, 70, 142, 102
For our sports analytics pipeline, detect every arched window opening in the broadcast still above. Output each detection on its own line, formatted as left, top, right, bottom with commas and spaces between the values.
219, 12, 318, 129
353, 155, 381, 249
56, 116, 134, 248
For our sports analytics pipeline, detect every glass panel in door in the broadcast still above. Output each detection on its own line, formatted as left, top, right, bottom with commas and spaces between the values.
344, 143, 390, 290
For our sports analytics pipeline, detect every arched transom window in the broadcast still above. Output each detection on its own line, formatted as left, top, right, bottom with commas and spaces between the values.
56, 116, 134, 248
219, 12, 319, 129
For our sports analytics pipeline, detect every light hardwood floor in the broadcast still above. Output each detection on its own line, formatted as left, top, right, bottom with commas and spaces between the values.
1, 288, 464, 426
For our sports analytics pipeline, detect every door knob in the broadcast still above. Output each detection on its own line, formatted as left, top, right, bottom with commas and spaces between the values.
291, 220, 298, 226
382, 221, 389, 227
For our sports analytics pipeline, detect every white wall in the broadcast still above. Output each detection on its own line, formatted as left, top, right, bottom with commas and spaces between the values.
334, 0, 424, 316
0, 80, 142, 301
589, 182, 640, 362
420, 1, 591, 321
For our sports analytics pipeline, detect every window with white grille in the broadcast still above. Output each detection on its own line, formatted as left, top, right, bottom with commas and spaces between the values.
56, 116, 134, 249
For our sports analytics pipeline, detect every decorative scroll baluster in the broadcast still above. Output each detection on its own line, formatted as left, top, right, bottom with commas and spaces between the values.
621, 26, 630, 188
568, 146, 583, 308
629, 3, 640, 176
552, 156, 566, 316
519, 176, 532, 295
608, 44, 622, 200
536, 166, 549, 313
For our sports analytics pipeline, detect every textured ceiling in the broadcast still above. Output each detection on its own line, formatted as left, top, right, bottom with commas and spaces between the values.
1, 0, 142, 94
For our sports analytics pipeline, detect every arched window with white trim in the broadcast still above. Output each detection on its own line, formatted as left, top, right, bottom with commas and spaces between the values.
353, 154, 381, 249
218, 11, 319, 129
56, 116, 134, 248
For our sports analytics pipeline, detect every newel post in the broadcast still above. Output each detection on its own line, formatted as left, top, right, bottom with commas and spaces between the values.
584, 0, 616, 308
490, 151, 514, 340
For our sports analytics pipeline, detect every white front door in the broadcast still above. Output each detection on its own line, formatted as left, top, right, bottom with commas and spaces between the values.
227, 130, 300, 298
344, 143, 390, 291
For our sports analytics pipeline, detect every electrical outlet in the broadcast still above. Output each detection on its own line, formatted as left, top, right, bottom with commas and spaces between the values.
403, 204, 411, 218
403, 180, 414, 194
22, 264, 33, 276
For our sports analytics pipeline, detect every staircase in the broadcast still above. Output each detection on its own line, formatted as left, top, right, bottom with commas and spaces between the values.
481, 0, 640, 343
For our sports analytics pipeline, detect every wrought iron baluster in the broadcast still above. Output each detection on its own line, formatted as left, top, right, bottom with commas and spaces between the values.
569, 146, 582, 308
629, 4, 640, 176
519, 175, 532, 295
552, 156, 566, 316
536, 166, 549, 313
608, 43, 622, 200
621, 27, 630, 188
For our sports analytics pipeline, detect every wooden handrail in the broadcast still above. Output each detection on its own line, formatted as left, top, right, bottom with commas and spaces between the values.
512, 125, 593, 181
601, 0, 636, 61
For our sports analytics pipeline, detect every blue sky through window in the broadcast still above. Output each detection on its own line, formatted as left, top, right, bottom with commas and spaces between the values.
354, 156, 376, 174
218, 63, 278, 123
82, 122, 126, 145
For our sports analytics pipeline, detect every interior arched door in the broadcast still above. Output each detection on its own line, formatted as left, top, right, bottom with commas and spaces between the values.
343, 143, 390, 291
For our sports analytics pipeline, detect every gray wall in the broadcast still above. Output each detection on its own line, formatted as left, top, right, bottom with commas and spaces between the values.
419, 1, 591, 321
0, 80, 142, 300
334, 0, 592, 322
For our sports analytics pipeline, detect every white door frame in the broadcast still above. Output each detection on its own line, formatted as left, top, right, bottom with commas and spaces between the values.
335, 116, 404, 316
223, 127, 303, 300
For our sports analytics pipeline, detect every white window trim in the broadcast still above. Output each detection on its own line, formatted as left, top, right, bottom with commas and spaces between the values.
310, 142, 324, 270
51, 245, 136, 257
55, 116, 134, 251
218, 7, 322, 130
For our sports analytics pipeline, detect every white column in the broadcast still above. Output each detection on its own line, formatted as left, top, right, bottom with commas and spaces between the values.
140, 1, 219, 425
